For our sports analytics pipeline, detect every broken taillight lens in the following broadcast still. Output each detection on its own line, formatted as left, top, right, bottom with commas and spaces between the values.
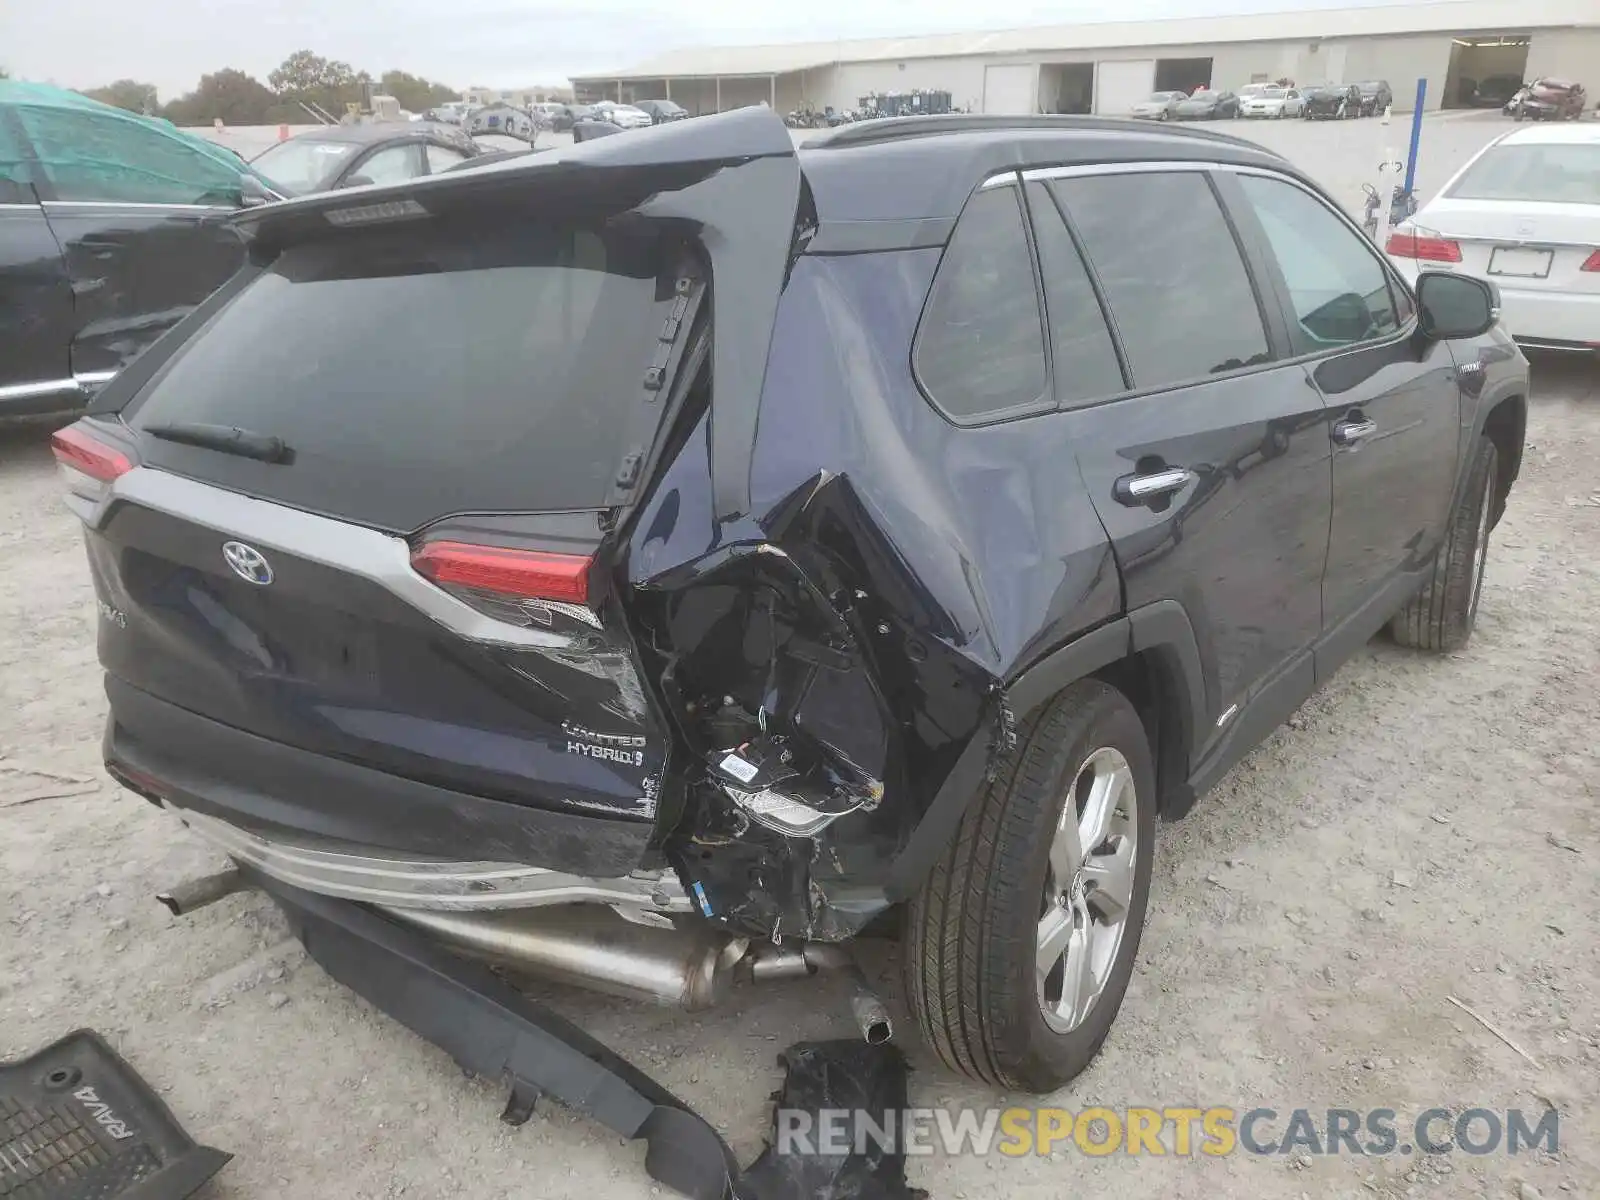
51, 424, 134, 501
411, 541, 593, 608
1384, 231, 1463, 263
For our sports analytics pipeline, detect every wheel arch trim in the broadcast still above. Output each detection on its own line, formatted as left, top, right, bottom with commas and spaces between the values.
885, 602, 1210, 899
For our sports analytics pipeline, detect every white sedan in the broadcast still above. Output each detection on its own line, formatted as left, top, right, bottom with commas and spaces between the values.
1385, 123, 1600, 351
1239, 87, 1306, 119
595, 103, 654, 130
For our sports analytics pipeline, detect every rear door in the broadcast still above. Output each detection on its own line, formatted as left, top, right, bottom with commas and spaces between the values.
0, 107, 75, 399
14, 103, 247, 379
1027, 166, 1334, 762
1225, 168, 1462, 667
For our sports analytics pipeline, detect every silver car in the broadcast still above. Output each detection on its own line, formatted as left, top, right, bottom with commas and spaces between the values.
1129, 91, 1186, 120
1239, 87, 1306, 119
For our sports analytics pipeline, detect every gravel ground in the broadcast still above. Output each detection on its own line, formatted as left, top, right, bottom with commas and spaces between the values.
3, 112, 1597, 1200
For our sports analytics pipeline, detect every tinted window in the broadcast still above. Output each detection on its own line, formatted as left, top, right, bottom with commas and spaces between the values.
17, 107, 241, 205
124, 216, 684, 531
1025, 182, 1124, 406
915, 184, 1047, 421
1237, 174, 1401, 353
1052, 172, 1270, 388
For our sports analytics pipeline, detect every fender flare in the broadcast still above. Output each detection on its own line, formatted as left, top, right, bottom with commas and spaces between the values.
883, 602, 1210, 900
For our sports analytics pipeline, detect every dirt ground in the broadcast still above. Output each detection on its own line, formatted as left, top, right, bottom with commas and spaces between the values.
3, 118, 1597, 1200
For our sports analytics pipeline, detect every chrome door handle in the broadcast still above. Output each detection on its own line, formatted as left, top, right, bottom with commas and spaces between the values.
1113, 467, 1195, 506
1332, 418, 1378, 446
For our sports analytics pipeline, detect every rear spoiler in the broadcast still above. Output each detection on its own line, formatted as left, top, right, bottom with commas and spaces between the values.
232, 106, 803, 524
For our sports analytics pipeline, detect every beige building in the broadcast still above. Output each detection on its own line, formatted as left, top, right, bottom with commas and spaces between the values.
571, 0, 1598, 117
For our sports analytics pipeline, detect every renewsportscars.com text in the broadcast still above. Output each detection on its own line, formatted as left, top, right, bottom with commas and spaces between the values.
777, 1106, 1560, 1158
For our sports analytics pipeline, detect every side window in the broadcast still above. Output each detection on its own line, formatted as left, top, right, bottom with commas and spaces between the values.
0, 111, 31, 203
914, 183, 1047, 421
424, 144, 470, 173
1236, 173, 1402, 353
1052, 172, 1271, 389
350, 144, 423, 187
1024, 182, 1125, 406
15, 107, 240, 205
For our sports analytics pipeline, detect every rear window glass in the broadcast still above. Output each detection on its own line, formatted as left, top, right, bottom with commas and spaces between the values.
125, 216, 683, 532
1447, 143, 1600, 204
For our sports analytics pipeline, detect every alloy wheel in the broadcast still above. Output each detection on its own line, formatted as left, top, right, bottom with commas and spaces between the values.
1036, 747, 1138, 1034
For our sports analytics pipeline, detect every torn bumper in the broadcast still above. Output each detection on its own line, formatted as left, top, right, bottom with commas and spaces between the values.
254, 870, 740, 1200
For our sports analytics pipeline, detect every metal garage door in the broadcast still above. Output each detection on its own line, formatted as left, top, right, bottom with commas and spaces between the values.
1095, 59, 1156, 115
983, 64, 1038, 115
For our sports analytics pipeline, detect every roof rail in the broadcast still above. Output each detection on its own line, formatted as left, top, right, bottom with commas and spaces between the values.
805, 113, 1269, 154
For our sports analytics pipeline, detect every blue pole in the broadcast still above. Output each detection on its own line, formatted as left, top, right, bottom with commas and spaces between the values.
1403, 77, 1426, 196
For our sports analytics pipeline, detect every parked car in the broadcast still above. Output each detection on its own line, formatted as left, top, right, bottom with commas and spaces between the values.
421, 101, 474, 125
634, 98, 691, 124
465, 103, 536, 139
1385, 122, 1599, 352
1239, 86, 1305, 119
1129, 91, 1186, 120
248, 122, 484, 196
1303, 84, 1360, 119
549, 104, 595, 131
1512, 78, 1588, 121
53, 111, 1526, 1173
0, 81, 282, 417
1173, 88, 1238, 119
1472, 75, 1525, 108
593, 102, 654, 130
1355, 79, 1393, 116
528, 101, 566, 128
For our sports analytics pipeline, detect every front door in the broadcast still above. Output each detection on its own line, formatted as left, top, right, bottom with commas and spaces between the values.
1223, 170, 1463, 670
13, 103, 247, 379
1025, 168, 1334, 759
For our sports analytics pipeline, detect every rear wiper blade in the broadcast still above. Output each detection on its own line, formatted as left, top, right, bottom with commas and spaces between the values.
142, 422, 294, 464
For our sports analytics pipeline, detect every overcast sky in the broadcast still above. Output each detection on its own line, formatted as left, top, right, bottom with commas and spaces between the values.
6, 0, 1415, 100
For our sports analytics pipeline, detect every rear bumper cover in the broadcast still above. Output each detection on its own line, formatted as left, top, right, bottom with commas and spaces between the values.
104, 676, 655, 877
255, 871, 738, 1200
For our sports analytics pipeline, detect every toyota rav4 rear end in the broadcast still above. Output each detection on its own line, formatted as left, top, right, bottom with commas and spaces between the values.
57, 108, 1007, 1025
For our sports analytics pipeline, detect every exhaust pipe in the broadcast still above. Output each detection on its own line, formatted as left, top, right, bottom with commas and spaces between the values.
157, 866, 247, 915
378, 904, 749, 1011
747, 943, 894, 1044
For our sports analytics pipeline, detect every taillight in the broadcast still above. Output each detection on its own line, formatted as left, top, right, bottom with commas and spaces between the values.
1581, 249, 1600, 272
1385, 231, 1463, 263
411, 541, 592, 607
51, 423, 133, 501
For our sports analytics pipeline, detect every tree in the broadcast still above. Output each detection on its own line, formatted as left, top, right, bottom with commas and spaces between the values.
267, 50, 369, 117
83, 79, 160, 114
163, 69, 277, 127
379, 70, 459, 113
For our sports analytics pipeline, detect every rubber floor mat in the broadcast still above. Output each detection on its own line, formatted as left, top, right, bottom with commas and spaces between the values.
0, 1030, 229, 1200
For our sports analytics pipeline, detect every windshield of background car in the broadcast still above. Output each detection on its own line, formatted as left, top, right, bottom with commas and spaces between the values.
1446, 144, 1600, 204
1261, 88, 1286, 98
121, 214, 689, 530
249, 138, 356, 194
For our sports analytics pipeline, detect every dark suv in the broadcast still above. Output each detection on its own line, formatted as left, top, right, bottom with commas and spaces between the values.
57, 110, 1527, 1111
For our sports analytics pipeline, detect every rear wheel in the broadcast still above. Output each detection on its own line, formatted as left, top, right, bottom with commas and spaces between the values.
905, 680, 1155, 1091
1390, 435, 1498, 653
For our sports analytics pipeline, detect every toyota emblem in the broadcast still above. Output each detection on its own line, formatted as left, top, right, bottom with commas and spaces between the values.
222, 541, 274, 586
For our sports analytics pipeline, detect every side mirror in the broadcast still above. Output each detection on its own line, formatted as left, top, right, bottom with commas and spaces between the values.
340, 174, 375, 189
1415, 271, 1499, 341
237, 173, 279, 208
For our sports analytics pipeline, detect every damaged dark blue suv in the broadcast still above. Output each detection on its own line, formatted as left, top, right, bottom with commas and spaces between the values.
58, 107, 1527, 1109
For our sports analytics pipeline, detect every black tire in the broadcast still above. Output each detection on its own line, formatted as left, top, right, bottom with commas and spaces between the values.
904, 679, 1156, 1092
1390, 436, 1498, 653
